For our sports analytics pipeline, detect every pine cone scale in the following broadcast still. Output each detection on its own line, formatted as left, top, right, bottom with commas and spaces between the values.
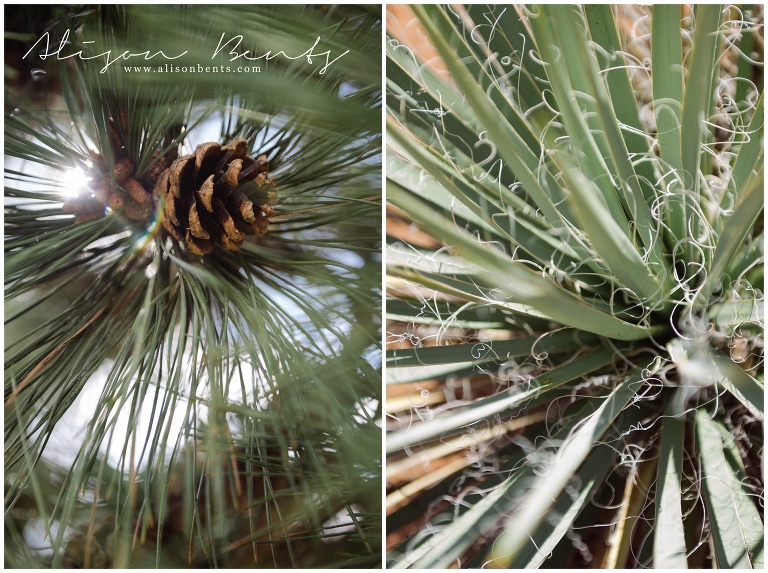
188, 203, 210, 240
212, 198, 245, 242
168, 157, 193, 199
185, 230, 213, 255
162, 217, 184, 241
198, 175, 216, 212
224, 190, 255, 223
238, 156, 269, 181
165, 193, 181, 227
194, 142, 220, 179
214, 158, 242, 197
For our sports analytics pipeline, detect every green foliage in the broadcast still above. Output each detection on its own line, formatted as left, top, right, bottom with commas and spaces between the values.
5, 5, 381, 568
386, 4, 763, 568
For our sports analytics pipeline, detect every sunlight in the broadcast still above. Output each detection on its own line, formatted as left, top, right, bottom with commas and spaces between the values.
60, 166, 92, 198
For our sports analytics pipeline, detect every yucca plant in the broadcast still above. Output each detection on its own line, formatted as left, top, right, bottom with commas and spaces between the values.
5, 5, 381, 568
386, 4, 763, 568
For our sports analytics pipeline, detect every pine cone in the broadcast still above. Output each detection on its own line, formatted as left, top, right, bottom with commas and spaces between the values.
84, 155, 154, 223
156, 139, 276, 255
147, 150, 172, 185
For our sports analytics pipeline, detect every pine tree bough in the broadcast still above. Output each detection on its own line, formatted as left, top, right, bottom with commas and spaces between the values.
67, 114, 278, 255
156, 139, 276, 255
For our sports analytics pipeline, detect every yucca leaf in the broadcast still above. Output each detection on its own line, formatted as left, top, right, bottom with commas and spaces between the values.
527, 7, 631, 232
548, 7, 673, 293
654, 400, 689, 569
549, 6, 663, 256
386, 47, 487, 164
388, 442, 531, 569
387, 347, 623, 453
584, 6, 656, 185
696, 412, 762, 568
528, 6, 673, 297
393, 393, 646, 569
387, 217, 623, 320
695, 165, 764, 307
408, 5, 565, 227
539, 6, 666, 268
386, 363, 475, 386
712, 352, 764, 421
389, 182, 659, 341
508, 443, 617, 568
384, 299, 516, 331
709, 299, 763, 331
560, 166, 669, 307
488, 374, 640, 567
652, 5, 684, 172
730, 92, 764, 203
652, 5, 688, 251
602, 456, 658, 568
680, 5, 722, 192
388, 132, 582, 268
387, 330, 596, 368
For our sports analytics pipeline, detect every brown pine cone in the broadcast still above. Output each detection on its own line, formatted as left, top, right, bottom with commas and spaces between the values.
147, 150, 172, 185
108, 124, 126, 159
113, 158, 134, 184
123, 177, 151, 204
122, 197, 155, 221
63, 195, 103, 223
155, 139, 277, 255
